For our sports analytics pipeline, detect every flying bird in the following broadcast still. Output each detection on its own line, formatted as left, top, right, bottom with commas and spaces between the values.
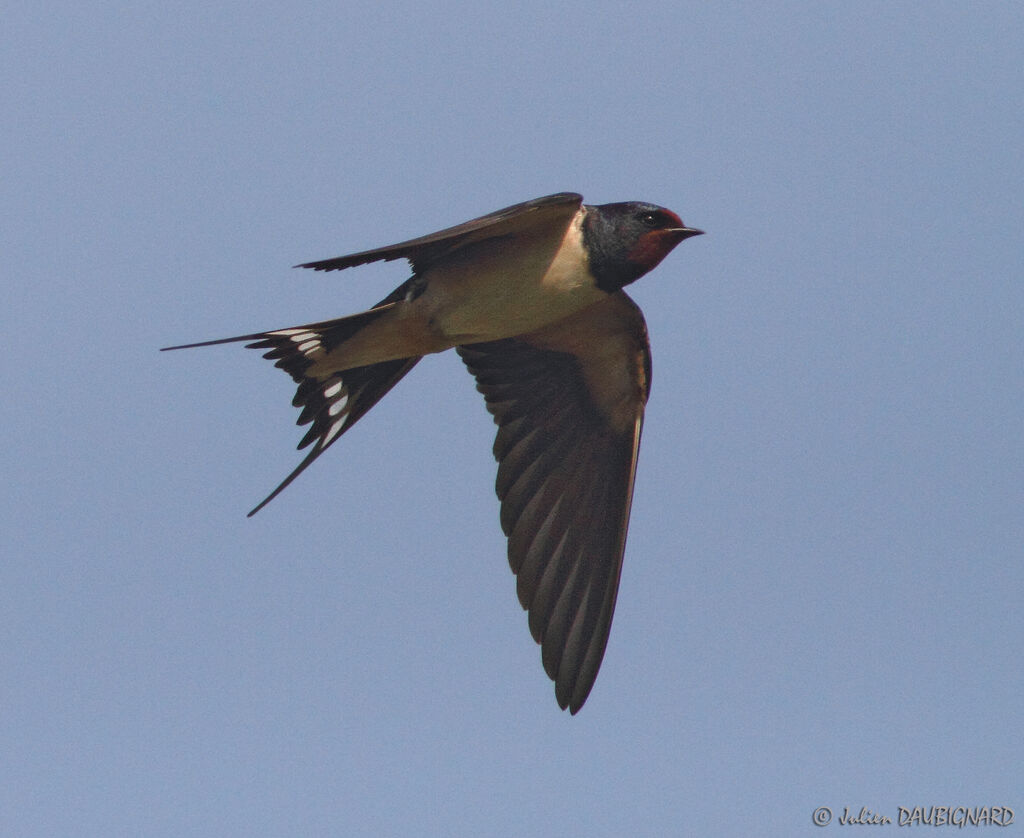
163, 192, 702, 712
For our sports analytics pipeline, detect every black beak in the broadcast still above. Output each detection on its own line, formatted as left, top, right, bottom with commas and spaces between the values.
671, 226, 704, 240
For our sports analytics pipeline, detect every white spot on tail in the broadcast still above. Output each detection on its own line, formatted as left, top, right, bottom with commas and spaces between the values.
323, 381, 344, 398
323, 417, 346, 445
328, 394, 349, 416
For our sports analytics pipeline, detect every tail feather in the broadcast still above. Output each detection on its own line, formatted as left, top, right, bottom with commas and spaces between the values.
162, 283, 422, 514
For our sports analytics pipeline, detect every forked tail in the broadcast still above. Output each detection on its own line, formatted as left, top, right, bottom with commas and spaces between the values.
163, 293, 421, 514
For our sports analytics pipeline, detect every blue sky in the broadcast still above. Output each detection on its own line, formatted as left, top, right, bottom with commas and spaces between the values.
4, 2, 1022, 835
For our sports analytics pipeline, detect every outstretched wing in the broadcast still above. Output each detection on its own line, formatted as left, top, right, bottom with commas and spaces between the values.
458, 292, 651, 713
296, 193, 582, 275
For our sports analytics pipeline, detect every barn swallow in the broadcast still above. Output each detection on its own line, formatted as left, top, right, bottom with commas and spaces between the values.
162, 192, 702, 713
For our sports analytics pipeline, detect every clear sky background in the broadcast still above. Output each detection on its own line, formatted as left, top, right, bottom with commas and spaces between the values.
3, 2, 1022, 836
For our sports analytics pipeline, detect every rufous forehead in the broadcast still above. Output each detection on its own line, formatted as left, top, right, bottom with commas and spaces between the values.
662, 208, 684, 228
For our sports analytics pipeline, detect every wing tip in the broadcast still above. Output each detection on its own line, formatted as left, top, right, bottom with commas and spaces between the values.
555, 683, 590, 715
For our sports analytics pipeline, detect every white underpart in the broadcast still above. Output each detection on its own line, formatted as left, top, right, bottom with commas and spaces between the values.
414, 209, 603, 343
298, 208, 600, 374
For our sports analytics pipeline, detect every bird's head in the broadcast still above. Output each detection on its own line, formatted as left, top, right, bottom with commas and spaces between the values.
583, 201, 703, 292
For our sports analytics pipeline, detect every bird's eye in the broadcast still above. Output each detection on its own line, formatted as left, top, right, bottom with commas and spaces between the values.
640, 212, 659, 227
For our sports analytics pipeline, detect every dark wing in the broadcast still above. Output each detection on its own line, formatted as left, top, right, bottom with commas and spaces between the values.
457, 292, 651, 713
296, 192, 582, 275
162, 282, 421, 516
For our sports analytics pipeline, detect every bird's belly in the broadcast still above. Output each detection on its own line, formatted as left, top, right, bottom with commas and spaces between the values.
417, 224, 604, 342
